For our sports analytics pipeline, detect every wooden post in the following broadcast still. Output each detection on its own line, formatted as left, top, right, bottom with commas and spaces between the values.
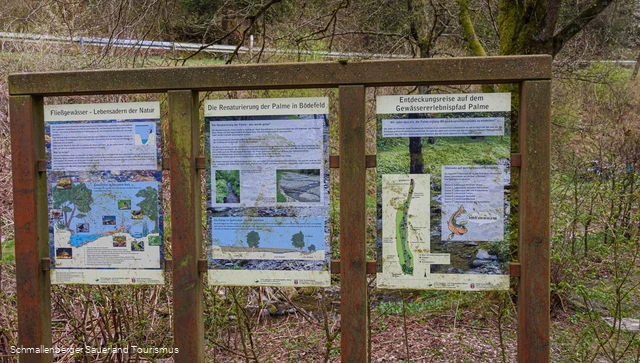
339, 85, 368, 362
518, 81, 551, 362
168, 90, 205, 362
10, 95, 53, 362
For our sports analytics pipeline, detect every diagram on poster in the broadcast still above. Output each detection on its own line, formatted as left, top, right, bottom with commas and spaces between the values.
205, 97, 330, 287
441, 165, 505, 242
376, 93, 511, 291
46, 102, 164, 285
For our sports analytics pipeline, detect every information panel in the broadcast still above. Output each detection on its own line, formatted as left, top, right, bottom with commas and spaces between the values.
376, 93, 511, 290
205, 98, 331, 287
45, 102, 164, 284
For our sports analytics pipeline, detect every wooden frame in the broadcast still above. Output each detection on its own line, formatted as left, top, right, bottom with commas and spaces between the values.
9, 55, 551, 363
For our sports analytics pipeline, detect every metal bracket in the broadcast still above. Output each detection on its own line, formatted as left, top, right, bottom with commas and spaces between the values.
41, 258, 50, 271
510, 262, 521, 277
511, 153, 522, 168
36, 159, 46, 172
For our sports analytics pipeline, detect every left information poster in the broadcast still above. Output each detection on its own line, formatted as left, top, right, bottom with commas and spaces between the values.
46, 102, 164, 285
205, 97, 331, 287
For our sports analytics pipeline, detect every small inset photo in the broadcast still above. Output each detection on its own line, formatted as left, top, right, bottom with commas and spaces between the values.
148, 235, 162, 246
112, 235, 127, 247
134, 124, 155, 146
50, 209, 63, 219
276, 169, 321, 203
118, 199, 131, 210
215, 170, 240, 203
131, 210, 143, 219
56, 178, 72, 190
102, 215, 116, 225
56, 248, 73, 259
76, 222, 90, 233
131, 240, 145, 251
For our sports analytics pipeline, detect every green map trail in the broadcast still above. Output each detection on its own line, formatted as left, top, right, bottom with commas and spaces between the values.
395, 178, 415, 275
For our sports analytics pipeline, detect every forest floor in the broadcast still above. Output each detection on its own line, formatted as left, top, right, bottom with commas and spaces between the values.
204, 308, 518, 363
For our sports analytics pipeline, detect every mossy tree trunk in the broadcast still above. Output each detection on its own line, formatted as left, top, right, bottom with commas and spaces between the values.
454, 0, 617, 269
496, 0, 616, 57
406, 0, 447, 172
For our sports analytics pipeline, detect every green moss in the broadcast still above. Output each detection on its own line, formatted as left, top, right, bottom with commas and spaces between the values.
458, 0, 489, 58
497, 0, 519, 55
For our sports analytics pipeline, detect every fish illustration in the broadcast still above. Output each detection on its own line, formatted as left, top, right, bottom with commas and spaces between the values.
447, 205, 468, 241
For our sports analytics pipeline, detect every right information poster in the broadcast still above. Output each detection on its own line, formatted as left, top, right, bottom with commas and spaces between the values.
376, 93, 511, 291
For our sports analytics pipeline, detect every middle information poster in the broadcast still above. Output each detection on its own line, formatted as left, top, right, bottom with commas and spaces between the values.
205, 97, 331, 287
376, 93, 511, 291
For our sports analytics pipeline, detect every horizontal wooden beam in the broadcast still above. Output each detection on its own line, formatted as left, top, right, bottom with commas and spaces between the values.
331, 260, 377, 275
162, 157, 205, 170
43, 258, 517, 277
330, 155, 376, 168
40, 153, 513, 172
10, 56, 552, 96
163, 259, 378, 274
161, 259, 206, 272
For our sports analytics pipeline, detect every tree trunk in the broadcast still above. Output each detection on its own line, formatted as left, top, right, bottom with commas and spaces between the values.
409, 137, 424, 174
497, 0, 556, 56
457, 0, 495, 94
498, 0, 615, 57
65, 205, 77, 230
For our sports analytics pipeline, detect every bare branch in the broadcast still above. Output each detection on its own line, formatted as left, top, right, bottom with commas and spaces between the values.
292, 0, 350, 45
180, 0, 283, 65
552, 0, 617, 57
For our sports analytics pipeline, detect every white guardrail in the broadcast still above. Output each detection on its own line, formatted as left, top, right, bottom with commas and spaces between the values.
1, 31, 636, 65
0, 31, 410, 59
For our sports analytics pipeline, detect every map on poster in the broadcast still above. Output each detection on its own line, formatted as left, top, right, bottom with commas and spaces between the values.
376, 93, 511, 291
378, 174, 451, 287
46, 102, 164, 285
205, 97, 331, 287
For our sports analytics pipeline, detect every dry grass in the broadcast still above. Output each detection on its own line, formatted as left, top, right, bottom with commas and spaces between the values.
0, 81, 11, 237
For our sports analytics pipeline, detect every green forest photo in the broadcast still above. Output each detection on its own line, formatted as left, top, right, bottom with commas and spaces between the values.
215, 169, 240, 204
